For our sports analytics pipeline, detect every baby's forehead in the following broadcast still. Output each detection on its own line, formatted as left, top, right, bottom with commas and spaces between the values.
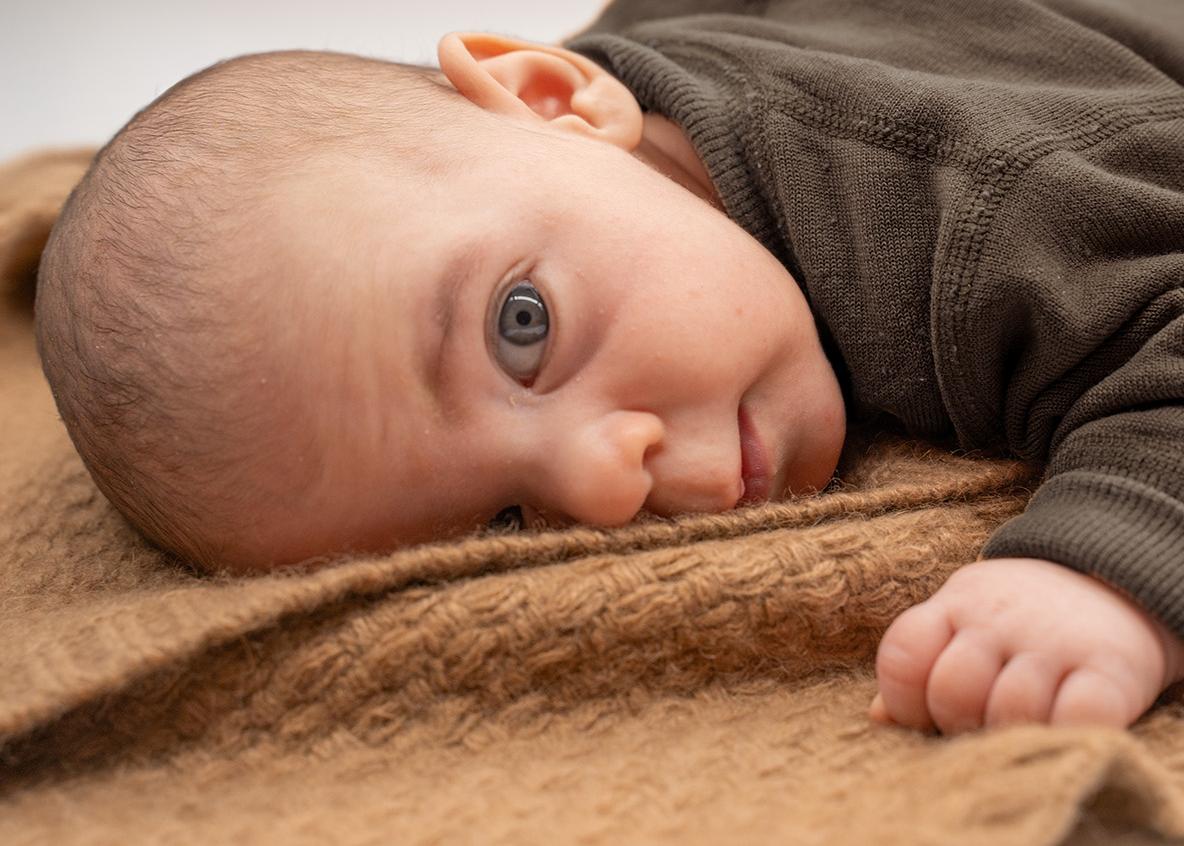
246, 166, 437, 365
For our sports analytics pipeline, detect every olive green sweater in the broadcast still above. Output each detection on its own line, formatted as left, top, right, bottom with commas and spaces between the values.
566, 0, 1184, 635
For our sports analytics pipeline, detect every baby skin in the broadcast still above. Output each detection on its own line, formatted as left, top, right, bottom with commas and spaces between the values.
869, 557, 1184, 734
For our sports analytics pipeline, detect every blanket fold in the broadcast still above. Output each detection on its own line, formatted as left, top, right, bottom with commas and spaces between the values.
3, 148, 1184, 846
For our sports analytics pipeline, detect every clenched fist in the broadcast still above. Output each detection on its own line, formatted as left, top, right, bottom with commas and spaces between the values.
869, 557, 1184, 734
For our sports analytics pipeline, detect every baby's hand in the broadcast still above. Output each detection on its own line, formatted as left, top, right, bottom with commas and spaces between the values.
868, 557, 1184, 734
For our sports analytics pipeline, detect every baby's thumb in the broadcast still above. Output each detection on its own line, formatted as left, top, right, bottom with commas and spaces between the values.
868, 691, 892, 723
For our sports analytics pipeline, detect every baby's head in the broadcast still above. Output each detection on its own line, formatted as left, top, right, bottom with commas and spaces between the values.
35, 34, 847, 574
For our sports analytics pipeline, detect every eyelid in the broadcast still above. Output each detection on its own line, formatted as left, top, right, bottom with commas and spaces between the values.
487, 261, 558, 390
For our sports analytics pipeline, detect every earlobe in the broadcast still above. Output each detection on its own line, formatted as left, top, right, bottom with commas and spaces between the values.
437, 32, 643, 150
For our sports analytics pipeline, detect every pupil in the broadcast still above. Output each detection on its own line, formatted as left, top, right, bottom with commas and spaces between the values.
516, 309, 532, 326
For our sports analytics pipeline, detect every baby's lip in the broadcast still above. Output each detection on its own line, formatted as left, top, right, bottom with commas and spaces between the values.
737, 404, 772, 506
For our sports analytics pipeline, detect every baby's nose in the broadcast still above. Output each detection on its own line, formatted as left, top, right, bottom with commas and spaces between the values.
543, 409, 663, 527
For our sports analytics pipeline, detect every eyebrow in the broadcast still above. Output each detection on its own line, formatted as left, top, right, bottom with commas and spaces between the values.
424, 243, 480, 410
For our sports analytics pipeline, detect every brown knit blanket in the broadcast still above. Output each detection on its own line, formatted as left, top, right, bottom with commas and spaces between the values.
3, 148, 1184, 846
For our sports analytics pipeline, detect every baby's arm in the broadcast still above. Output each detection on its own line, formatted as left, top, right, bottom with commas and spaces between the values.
868, 557, 1184, 733
931, 101, 1184, 712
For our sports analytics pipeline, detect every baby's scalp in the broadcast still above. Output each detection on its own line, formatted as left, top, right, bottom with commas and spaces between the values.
35, 51, 472, 573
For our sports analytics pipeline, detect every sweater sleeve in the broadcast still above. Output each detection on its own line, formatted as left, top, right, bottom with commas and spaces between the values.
970, 115, 1184, 637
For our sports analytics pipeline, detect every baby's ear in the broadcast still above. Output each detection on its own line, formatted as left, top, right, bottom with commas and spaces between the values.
437, 32, 643, 150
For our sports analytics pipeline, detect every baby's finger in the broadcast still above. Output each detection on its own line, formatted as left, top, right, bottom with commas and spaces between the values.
925, 630, 1005, 734
983, 652, 1061, 727
1050, 667, 1131, 728
868, 692, 892, 723
873, 600, 955, 732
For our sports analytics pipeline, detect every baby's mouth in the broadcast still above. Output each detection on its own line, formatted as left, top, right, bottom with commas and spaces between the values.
737, 405, 772, 505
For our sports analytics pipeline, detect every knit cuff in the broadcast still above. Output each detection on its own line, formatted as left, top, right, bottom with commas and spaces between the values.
980, 469, 1184, 639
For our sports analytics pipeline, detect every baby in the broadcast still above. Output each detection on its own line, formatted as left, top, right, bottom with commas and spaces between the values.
33, 0, 1184, 737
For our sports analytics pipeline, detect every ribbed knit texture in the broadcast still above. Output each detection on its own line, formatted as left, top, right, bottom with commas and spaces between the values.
5, 148, 1184, 844
566, 0, 1184, 637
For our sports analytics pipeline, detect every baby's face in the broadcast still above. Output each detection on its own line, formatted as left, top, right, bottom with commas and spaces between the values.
248, 115, 846, 567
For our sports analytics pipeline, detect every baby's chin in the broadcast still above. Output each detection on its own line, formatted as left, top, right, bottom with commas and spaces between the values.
781, 384, 847, 498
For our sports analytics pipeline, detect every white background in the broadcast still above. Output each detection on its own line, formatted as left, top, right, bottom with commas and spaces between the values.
1, 1, 608, 163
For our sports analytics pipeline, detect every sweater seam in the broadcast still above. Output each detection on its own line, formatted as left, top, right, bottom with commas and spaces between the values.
932, 104, 1184, 450
658, 38, 989, 168
660, 38, 1184, 168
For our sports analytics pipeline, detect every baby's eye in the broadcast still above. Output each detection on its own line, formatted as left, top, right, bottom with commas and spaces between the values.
495, 281, 549, 385
488, 504, 547, 532
489, 505, 523, 531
